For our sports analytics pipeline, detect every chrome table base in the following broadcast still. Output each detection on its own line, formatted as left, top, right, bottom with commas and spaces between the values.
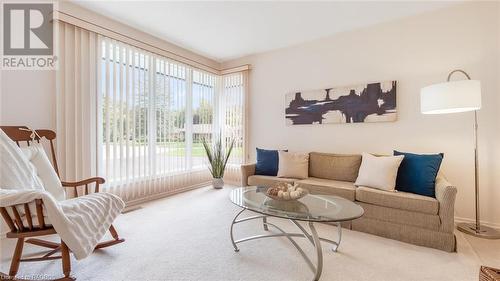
230, 208, 342, 281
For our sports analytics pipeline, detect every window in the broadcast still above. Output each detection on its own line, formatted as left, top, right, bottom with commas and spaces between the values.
98, 37, 246, 199
222, 73, 245, 165
191, 70, 216, 169
154, 58, 188, 175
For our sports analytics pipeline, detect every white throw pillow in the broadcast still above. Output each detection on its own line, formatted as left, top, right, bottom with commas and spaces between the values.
277, 151, 309, 179
20, 144, 66, 201
355, 152, 404, 192
0, 130, 44, 190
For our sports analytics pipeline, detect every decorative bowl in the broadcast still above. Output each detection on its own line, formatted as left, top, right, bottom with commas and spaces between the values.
265, 183, 308, 201
265, 192, 308, 201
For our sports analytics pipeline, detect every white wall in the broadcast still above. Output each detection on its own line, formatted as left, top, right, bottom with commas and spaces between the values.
0, 70, 56, 129
223, 2, 500, 226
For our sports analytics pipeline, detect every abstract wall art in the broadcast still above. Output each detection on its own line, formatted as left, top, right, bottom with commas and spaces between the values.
285, 81, 397, 125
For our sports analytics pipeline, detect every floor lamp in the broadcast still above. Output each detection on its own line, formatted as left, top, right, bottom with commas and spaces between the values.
421, 69, 500, 239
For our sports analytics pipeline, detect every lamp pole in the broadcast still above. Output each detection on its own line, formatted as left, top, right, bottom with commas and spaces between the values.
451, 69, 499, 238
473, 109, 480, 231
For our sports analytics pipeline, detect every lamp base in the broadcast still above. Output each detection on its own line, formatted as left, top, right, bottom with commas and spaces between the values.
457, 222, 500, 239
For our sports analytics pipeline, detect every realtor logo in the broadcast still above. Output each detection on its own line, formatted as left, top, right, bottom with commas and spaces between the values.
3, 3, 53, 55
3, 3, 53, 56
2, 2, 56, 69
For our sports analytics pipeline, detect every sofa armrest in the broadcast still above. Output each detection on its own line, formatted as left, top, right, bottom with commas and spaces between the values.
240, 163, 256, 187
435, 175, 457, 233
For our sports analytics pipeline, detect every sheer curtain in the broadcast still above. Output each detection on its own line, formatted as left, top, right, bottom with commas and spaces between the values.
56, 22, 99, 189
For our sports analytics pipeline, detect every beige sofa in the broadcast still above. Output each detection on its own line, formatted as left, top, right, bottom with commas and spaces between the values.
241, 152, 457, 252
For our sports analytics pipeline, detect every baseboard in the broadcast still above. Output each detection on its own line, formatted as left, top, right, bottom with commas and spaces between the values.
455, 216, 500, 229
124, 181, 211, 208
223, 179, 241, 186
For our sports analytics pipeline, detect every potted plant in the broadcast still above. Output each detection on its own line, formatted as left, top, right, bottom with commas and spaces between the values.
201, 135, 235, 189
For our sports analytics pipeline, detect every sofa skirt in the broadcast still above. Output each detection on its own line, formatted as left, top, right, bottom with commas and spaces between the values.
352, 217, 456, 252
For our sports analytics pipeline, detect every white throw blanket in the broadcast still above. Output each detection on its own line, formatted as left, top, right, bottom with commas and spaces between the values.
0, 130, 125, 260
0, 189, 124, 260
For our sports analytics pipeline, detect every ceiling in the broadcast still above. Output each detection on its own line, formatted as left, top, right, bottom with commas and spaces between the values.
73, 1, 456, 63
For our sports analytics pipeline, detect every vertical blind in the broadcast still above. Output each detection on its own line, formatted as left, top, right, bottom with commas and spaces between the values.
220, 72, 247, 183
56, 22, 99, 196
97, 36, 246, 203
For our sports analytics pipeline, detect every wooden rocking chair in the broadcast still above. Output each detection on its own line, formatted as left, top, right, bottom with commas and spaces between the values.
0, 126, 125, 280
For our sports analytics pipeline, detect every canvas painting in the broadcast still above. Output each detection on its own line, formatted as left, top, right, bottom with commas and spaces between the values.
285, 81, 397, 125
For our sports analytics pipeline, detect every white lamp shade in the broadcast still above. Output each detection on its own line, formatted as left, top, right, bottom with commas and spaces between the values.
421, 80, 481, 114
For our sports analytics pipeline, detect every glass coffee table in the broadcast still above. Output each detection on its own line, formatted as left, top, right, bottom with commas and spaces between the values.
229, 186, 364, 281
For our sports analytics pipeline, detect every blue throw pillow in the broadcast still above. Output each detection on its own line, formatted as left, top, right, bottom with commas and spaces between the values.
255, 148, 280, 176
394, 151, 444, 197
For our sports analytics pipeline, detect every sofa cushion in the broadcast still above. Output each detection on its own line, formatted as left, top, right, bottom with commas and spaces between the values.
356, 186, 439, 215
248, 175, 295, 187
309, 152, 361, 182
356, 202, 441, 231
297, 177, 356, 201
355, 153, 404, 192
394, 150, 443, 197
255, 148, 280, 176
277, 151, 309, 179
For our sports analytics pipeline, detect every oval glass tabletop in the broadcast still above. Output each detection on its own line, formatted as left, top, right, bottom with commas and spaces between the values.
230, 186, 364, 222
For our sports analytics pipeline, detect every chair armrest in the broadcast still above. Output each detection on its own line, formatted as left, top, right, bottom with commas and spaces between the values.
62, 177, 105, 196
240, 163, 256, 187
435, 175, 457, 233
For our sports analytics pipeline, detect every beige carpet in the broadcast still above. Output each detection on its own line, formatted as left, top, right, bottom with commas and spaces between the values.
0, 186, 496, 281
